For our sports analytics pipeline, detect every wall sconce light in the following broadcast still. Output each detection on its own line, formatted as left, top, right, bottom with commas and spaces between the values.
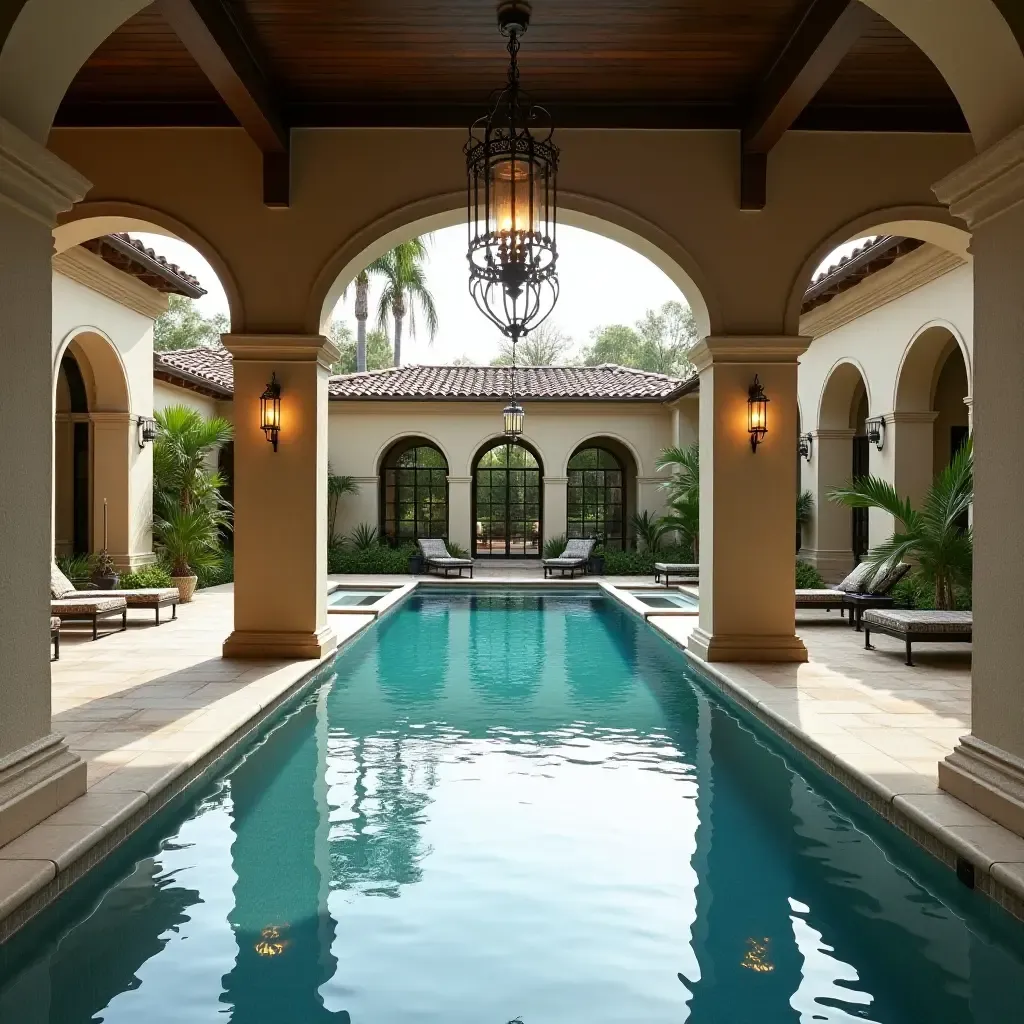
798, 432, 813, 462
503, 398, 525, 440
260, 373, 282, 451
748, 375, 769, 452
136, 415, 158, 449
865, 415, 885, 451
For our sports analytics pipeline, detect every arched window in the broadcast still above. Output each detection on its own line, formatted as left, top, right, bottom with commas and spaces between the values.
473, 441, 543, 557
567, 447, 626, 550
380, 441, 449, 543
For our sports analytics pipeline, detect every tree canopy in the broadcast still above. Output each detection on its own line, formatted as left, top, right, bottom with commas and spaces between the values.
491, 322, 574, 366
154, 295, 229, 351
328, 321, 393, 374
581, 300, 698, 376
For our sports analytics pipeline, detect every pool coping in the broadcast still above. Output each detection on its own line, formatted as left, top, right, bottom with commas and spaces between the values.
0, 614, 379, 944
638, 615, 1024, 923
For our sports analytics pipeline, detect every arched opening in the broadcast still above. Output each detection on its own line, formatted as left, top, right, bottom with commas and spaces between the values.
894, 324, 972, 515
566, 438, 638, 551
813, 361, 871, 572
53, 330, 132, 563
378, 437, 450, 545
472, 440, 543, 558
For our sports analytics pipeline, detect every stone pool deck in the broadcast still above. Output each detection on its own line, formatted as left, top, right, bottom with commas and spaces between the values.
1, 574, 1022, 939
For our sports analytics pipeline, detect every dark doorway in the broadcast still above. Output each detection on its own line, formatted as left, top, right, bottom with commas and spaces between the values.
851, 435, 870, 562
473, 441, 542, 557
62, 354, 91, 555
951, 425, 970, 534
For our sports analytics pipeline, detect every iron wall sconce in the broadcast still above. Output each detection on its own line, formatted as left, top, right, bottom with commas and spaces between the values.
260, 373, 282, 451
137, 415, 158, 449
798, 433, 813, 462
866, 415, 885, 451
748, 375, 769, 452
503, 398, 525, 440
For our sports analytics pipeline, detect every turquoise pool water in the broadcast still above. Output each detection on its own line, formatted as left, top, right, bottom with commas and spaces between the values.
2, 589, 1024, 1022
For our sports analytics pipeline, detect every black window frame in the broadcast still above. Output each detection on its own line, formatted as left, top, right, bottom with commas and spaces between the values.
380, 442, 449, 544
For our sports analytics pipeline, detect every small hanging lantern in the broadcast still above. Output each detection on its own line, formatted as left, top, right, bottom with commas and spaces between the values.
865, 415, 885, 451
748, 375, 769, 452
260, 373, 282, 451
503, 398, 525, 439
466, 0, 559, 345
798, 432, 813, 462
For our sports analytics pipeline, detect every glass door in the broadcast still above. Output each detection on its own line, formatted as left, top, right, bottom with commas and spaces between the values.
473, 443, 542, 557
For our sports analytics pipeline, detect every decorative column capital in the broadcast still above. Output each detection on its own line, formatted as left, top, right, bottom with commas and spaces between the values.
689, 335, 811, 373
0, 115, 90, 227
222, 333, 341, 372
882, 410, 939, 425
809, 428, 856, 441
446, 475, 472, 484
543, 476, 568, 485
933, 122, 1024, 229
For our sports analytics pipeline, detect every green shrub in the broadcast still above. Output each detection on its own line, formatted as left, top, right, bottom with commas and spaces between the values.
446, 539, 470, 559
543, 534, 567, 559
891, 571, 971, 610
329, 542, 416, 574
120, 564, 174, 589
348, 523, 379, 551
795, 559, 824, 589
602, 544, 692, 576
56, 552, 92, 585
197, 548, 233, 589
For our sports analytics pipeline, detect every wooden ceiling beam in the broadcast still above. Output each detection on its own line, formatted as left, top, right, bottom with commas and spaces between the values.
155, 0, 289, 206
740, 0, 873, 209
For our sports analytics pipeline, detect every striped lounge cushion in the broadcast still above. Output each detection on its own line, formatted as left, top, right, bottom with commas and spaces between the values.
796, 589, 846, 604
51, 597, 126, 615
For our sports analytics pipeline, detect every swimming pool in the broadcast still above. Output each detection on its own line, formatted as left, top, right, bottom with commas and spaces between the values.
624, 588, 698, 610
327, 587, 395, 608
2, 589, 1023, 1022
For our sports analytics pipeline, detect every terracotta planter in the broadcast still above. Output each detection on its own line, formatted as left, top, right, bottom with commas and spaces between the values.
172, 575, 199, 603
91, 572, 120, 590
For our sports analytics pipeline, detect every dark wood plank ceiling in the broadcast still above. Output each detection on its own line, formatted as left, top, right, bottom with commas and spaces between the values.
55, 0, 965, 131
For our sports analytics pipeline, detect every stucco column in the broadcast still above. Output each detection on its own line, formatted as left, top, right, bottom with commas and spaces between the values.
222, 335, 338, 659
0, 117, 88, 844
446, 476, 472, 551
687, 336, 809, 663
636, 475, 666, 518
888, 410, 938, 513
543, 475, 568, 547
934, 125, 1024, 836
801, 428, 855, 582
90, 412, 133, 566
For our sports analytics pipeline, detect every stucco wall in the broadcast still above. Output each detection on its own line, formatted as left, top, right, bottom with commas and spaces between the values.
797, 258, 973, 577
52, 269, 158, 565
326, 400, 696, 550
154, 379, 220, 419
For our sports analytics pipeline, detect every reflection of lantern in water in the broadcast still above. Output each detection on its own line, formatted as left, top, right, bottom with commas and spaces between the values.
254, 924, 287, 957
741, 937, 774, 973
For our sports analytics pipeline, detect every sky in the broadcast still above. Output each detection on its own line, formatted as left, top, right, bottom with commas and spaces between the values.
135, 228, 870, 365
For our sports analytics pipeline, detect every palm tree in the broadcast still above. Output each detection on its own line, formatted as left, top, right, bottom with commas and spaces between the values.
656, 443, 700, 561
829, 438, 972, 609
327, 469, 359, 544
152, 405, 233, 578
368, 237, 438, 367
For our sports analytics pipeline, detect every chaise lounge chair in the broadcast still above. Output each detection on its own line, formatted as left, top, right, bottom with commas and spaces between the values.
543, 538, 596, 579
654, 562, 699, 586
797, 560, 911, 627
51, 596, 128, 640
418, 539, 474, 579
51, 563, 179, 625
863, 609, 972, 666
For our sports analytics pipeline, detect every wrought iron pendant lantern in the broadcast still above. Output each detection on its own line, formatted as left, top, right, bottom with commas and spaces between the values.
466, 1, 559, 344
503, 340, 526, 440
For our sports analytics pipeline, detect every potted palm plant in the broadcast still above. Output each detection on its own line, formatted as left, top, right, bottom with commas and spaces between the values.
829, 438, 973, 609
153, 406, 233, 603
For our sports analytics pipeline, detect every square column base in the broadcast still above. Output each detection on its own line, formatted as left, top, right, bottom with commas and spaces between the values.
688, 626, 809, 663
940, 735, 1024, 838
223, 625, 338, 660
0, 734, 86, 847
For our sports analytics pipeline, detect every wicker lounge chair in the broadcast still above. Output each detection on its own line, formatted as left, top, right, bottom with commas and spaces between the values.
543, 538, 596, 579
51, 616, 60, 661
863, 609, 972, 666
50, 563, 179, 624
51, 596, 127, 640
418, 539, 474, 578
654, 562, 698, 586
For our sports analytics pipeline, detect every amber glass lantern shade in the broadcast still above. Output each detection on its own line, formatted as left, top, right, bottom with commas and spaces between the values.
260, 373, 282, 451
748, 375, 769, 452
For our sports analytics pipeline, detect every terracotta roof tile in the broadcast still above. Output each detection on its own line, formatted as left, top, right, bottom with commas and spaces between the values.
152, 353, 693, 403
329, 364, 687, 400
154, 347, 234, 397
